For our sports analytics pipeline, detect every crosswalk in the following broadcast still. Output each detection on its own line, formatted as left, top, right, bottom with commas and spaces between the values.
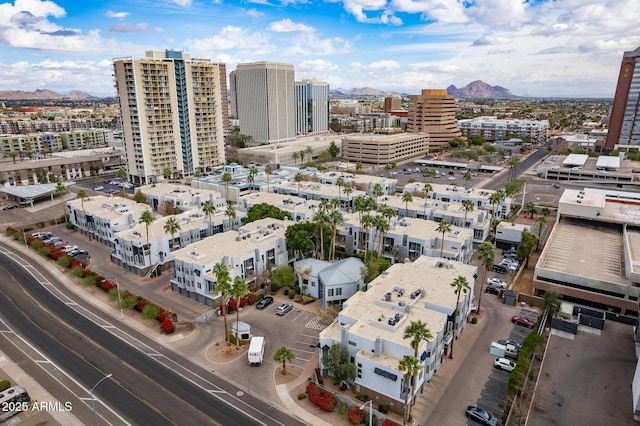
305, 315, 326, 330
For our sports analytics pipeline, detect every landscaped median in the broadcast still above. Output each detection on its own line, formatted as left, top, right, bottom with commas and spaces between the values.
5, 227, 177, 335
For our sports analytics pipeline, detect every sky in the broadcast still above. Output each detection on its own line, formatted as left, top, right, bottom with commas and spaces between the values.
0, 0, 639, 98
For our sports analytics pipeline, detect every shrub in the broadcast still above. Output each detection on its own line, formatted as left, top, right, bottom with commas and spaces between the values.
348, 407, 365, 425
29, 239, 43, 249
123, 293, 138, 309
247, 293, 258, 305
37, 247, 50, 256
239, 296, 248, 308
135, 298, 149, 312
36, 222, 45, 228
81, 275, 97, 287
381, 420, 395, 426
336, 402, 348, 416
378, 404, 390, 414
107, 287, 121, 302
297, 393, 307, 400
289, 292, 295, 299
56, 256, 71, 268
0, 380, 11, 392
65, 222, 75, 230
284, 289, 289, 296
227, 298, 238, 313
471, 317, 478, 324
161, 318, 174, 334
142, 302, 161, 320
71, 266, 85, 278
49, 220, 57, 226
301, 295, 315, 304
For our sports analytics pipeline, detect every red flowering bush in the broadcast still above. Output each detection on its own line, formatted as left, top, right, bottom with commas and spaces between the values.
227, 299, 238, 313
348, 407, 365, 425
98, 279, 117, 292
161, 318, 174, 334
239, 296, 248, 308
306, 383, 336, 412
381, 420, 395, 426
135, 298, 149, 312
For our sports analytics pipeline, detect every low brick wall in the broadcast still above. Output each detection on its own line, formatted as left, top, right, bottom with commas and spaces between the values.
517, 293, 544, 309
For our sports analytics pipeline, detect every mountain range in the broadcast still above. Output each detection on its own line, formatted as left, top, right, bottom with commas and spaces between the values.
331, 81, 515, 98
0, 89, 99, 100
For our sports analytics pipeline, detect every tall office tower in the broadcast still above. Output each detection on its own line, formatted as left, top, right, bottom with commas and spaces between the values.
113, 50, 227, 184
235, 62, 296, 145
384, 94, 402, 112
229, 70, 237, 119
407, 89, 462, 147
295, 80, 329, 135
605, 46, 640, 151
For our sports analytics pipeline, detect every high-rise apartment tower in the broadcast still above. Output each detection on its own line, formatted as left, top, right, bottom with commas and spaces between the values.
295, 80, 329, 135
407, 89, 462, 147
235, 62, 296, 145
384, 94, 402, 113
605, 47, 640, 151
113, 50, 227, 184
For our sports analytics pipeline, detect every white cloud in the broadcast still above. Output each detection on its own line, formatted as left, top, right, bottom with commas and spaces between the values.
466, 0, 528, 26
247, 9, 264, 18
267, 19, 314, 32
390, 0, 468, 24
184, 25, 274, 53
297, 59, 340, 72
171, 0, 193, 6
110, 22, 162, 33
105, 10, 128, 19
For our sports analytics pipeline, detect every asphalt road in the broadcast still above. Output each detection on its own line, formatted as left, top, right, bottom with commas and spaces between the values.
0, 243, 304, 426
480, 147, 549, 191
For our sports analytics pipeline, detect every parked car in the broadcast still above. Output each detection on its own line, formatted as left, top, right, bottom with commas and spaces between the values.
255, 296, 274, 310
499, 261, 517, 271
485, 285, 501, 295
71, 251, 89, 260
465, 406, 498, 426
486, 277, 507, 289
61, 245, 79, 253
552, 183, 560, 188
112, 190, 121, 195
511, 315, 535, 328
2, 204, 17, 210
52, 240, 69, 247
501, 258, 519, 266
498, 339, 522, 350
35, 232, 53, 240
43, 237, 61, 245
275, 302, 293, 316
492, 264, 507, 274
94, 185, 104, 191
494, 357, 516, 372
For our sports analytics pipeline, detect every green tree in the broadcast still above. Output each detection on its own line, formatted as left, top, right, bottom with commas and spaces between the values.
246, 203, 291, 223
403, 320, 432, 404
305, 146, 313, 162
194, 169, 203, 178
541, 206, 551, 217
328, 141, 340, 159
230, 276, 249, 348
299, 149, 307, 164
355, 161, 362, 172
401, 191, 413, 218
273, 346, 296, 375
543, 290, 562, 317
399, 355, 423, 423
517, 229, 538, 268
328, 200, 343, 261
336, 176, 345, 205
505, 179, 525, 196
133, 190, 146, 203
462, 199, 474, 227
506, 156, 521, 183
285, 224, 317, 259
117, 167, 128, 196
213, 263, 232, 342
163, 167, 172, 180
476, 242, 495, 315
34, 167, 48, 183
322, 344, 357, 386
221, 172, 232, 202
422, 183, 432, 217
525, 201, 537, 219
343, 184, 353, 211
139, 210, 155, 272
314, 200, 330, 260
202, 200, 216, 236
248, 166, 258, 194
270, 265, 295, 292
437, 220, 452, 257
372, 182, 383, 203
449, 275, 470, 359
163, 216, 181, 251
292, 151, 299, 165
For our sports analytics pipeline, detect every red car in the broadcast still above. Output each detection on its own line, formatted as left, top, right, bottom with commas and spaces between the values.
511, 315, 535, 328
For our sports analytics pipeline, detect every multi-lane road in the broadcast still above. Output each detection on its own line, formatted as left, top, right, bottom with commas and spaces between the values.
0, 242, 304, 425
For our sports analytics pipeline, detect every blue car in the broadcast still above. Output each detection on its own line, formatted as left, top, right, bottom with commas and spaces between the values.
466, 406, 497, 425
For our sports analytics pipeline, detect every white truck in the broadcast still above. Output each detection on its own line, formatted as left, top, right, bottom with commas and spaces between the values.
489, 342, 520, 359
248, 336, 265, 366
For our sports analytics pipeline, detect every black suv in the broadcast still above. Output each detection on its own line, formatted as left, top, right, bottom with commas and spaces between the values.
255, 296, 274, 310
492, 264, 507, 274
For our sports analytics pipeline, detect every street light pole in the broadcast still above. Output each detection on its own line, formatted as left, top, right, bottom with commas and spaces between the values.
360, 399, 373, 426
90, 373, 112, 426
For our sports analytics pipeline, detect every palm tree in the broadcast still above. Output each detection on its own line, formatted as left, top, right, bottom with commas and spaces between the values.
449, 275, 470, 359
399, 355, 423, 423
77, 189, 88, 228
506, 156, 521, 182
476, 242, 495, 315
336, 176, 345, 205
422, 183, 432, 218
117, 167, 127, 197
525, 201, 537, 219
463, 170, 473, 189
264, 164, 273, 192
372, 183, 383, 203
305, 146, 313, 161
354, 196, 367, 249
292, 151, 299, 165
221, 172, 232, 202
247, 167, 256, 194
401, 191, 413, 218
139, 210, 155, 273
384, 162, 393, 177
212, 263, 232, 342
294, 172, 304, 196
56, 181, 66, 224
374, 215, 390, 256
225, 204, 236, 231
314, 200, 330, 260
462, 199, 474, 227
536, 215, 549, 251
436, 220, 452, 257
202, 200, 216, 236
273, 346, 296, 375
163, 216, 181, 252
403, 321, 432, 405
343, 184, 353, 212
541, 206, 551, 217
361, 213, 375, 262
194, 170, 203, 178
299, 149, 307, 164
328, 200, 343, 261
230, 276, 249, 348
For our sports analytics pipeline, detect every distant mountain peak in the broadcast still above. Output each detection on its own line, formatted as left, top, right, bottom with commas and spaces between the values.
447, 81, 515, 98
0, 89, 99, 100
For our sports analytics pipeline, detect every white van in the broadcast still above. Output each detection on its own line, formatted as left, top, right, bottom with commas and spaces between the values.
248, 336, 265, 366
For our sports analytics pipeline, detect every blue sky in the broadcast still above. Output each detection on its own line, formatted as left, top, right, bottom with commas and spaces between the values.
0, 0, 638, 98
